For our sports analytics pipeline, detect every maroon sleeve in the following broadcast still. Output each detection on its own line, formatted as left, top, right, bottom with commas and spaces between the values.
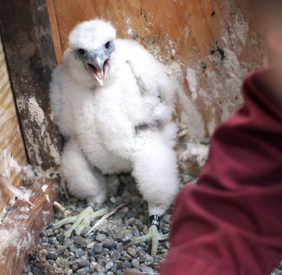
160, 67, 282, 275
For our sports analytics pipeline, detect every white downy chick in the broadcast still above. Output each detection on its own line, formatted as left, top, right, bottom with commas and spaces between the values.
50, 19, 179, 254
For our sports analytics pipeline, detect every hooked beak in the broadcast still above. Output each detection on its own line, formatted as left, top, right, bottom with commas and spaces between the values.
86, 50, 110, 86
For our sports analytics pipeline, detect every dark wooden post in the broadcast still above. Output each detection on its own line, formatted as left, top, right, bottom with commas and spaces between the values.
0, 0, 61, 170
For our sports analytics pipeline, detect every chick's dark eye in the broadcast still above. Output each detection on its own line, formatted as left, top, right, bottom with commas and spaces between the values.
77, 48, 85, 55
104, 41, 111, 49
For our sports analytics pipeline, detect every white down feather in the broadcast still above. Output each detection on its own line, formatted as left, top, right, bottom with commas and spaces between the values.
50, 19, 179, 216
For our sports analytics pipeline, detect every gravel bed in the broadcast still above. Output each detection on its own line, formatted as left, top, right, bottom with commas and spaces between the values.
272, 263, 282, 275
24, 174, 171, 275
23, 173, 282, 275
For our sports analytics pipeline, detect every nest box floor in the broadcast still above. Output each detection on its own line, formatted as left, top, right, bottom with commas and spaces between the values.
20, 175, 282, 275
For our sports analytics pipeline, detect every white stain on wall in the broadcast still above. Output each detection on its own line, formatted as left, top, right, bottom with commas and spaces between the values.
233, 11, 249, 45
186, 67, 198, 100
167, 62, 205, 142
28, 97, 45, 125
0, 150, 22, 178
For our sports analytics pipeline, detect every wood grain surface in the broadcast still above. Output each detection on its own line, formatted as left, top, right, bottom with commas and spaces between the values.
47, 0, 266, 140
0, 178, 58, 275
0, 37, 26, 213
0, 0, 61, 171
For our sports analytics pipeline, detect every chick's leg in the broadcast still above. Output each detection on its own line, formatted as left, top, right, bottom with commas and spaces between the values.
54, 205, 107, 237
130, 131, 179, 256
54, 139, 108, 237
130, 215, 168, 256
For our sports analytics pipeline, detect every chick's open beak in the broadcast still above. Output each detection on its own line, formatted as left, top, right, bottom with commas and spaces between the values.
87, 50, 109, 86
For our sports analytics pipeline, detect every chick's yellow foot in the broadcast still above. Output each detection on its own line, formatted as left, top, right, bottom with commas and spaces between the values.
53, 205, 108, 238
129, 215, 168, 256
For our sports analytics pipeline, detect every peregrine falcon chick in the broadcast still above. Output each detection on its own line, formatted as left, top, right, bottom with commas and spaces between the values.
50, 18, 179, 255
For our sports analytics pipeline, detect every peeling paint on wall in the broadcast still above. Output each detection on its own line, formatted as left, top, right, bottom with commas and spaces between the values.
17, 95, 61, 170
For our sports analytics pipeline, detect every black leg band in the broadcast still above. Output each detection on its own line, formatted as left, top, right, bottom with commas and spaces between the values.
149, 215, 160, 230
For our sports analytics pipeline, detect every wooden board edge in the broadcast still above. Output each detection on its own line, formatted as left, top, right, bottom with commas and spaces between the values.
46, 0, 63, 64
0, 0, 61, 170
0, 178, 59, 275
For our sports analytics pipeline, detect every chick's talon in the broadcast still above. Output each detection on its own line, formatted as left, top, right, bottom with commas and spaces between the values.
129, 215, 168, 256
129, 225, 168, 256
53, 205, 108, 238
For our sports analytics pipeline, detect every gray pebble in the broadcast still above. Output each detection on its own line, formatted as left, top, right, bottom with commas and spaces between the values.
110, 263, 118, 273
40, 242, 49, 248
126, 210, 137, 219
135, 246, 143, 254
94, 243, 103, 254
140, 265, 154, 275
39, 249, 48, 257
116, 243, 124, 251
121, 206, 129, 213
115, 260, 123, 269
31, 266, 43, 275
97, 272, 105, 275
49, 237, 58, 244
24, 265, 31, 273
96, 233, 106, 242
95, 263, 106, 272
77, 267, 91, 275
127, 247, 136, 257
88, 248, 95, 256
71, 262, 79, 272
111, 250, 121, 261
78, 260, 89, 268
47, 251, 58, 260
121, 252, 132, 261
80, 226, 91, 237
73, 236, 87, 248
45, 229, 53, 237
57, 246, 66, 256
49, 260, 55, 265
144, 254, 154, 265
123, 260, 132, 269
90, 261, 97, 270
105, 261, 114, 270
87, 242, 95, 249
103, 241, 117, 250
63, 249, 70, 257
65, 238, 73, 248
110, 196, 117, 203
75, 248, 84, 258
69, 253, 75, 260
125, 217, 135, 226
57, 234, 65, 243
41, 237, 49, 243
69, 245, 76, 252
131, 258, 139, 268
163, 213, 171, 224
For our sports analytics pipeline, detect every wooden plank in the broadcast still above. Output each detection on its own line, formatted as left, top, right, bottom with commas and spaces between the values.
0, 0, 61, 171
0, 178, 58, 275
46, 0, 63, 64
0, 36, 27, 213
49, 0, 266, 140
